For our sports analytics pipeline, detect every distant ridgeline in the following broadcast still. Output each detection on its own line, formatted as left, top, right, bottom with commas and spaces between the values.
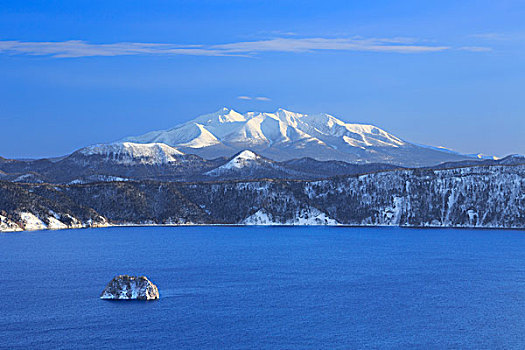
1, 107, 524, 231
1, 163, 524, 231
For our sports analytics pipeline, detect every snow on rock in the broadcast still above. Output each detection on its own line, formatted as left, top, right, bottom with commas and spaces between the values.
292, 208, 339, 225
68, 175, 130, 184
380, 196, 406, 225
0, 215, 22, 232
19, 212, 47, 231
242, 209, 277, 225
100, 275, 159, 300
78, 142, 184, 165
68, 179, 85, 185
242, 208, 338, 225
0, 210, 105, 232
467, 209, 479, 226
47, 216, 68, 230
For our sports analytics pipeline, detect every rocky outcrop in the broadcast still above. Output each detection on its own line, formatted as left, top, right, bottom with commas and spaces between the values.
100, 275, 159, 300
0, 214, 22, 232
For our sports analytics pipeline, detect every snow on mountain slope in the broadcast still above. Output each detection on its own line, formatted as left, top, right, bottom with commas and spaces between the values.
121, 108, 474, 166
214, 150, 260, 170
205, 150, 284, 176
77, 142, 185, 165
297, 111, 405, 148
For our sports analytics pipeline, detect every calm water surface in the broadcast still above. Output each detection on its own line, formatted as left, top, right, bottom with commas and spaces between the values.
1, 226, 524, 349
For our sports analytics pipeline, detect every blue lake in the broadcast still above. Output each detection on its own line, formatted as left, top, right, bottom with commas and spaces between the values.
1, 226, 524, 349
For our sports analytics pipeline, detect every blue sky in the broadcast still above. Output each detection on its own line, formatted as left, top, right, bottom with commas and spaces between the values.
1, 0, 524, 158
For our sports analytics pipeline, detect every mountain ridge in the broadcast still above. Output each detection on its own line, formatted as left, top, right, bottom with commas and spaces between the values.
0, 144, 406, 184
122, 107, 476, 167
1, 141, 523, 185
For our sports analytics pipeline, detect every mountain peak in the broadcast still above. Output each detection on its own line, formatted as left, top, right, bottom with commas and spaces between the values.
234, 149, 259, 160
205, 149, 267, 176
275, 108, 303, 118
121, 108, 475, 166
196, 107, 246, 125
276, 107, 294, 113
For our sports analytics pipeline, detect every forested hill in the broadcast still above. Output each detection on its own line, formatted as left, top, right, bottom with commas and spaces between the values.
1, 164, 524, 232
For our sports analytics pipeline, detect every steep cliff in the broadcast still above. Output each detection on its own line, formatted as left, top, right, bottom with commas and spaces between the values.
0, 164, 523, 231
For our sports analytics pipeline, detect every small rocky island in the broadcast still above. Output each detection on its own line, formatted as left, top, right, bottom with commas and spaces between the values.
100, 275, 159, 300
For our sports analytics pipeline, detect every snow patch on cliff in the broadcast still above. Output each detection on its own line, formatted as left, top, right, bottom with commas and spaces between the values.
47, 216, 68, 230
242, 209, 276, 225
0, 215, 22, 232
242, 207, 338, 225
19, 212, 47, 231
381, 196, 406, 225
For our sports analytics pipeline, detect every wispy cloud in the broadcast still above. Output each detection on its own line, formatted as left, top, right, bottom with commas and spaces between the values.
0, 40, 229, 58
237, 96, 271, 101
0, 36, 477, 58
254, 30, 298, 37
214, 37, 449, 54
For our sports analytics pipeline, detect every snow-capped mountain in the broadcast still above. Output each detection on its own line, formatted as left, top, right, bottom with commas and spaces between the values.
77, 142, 185, 165
205, 150, 284, 177
123, 107, 474, 167
209, 150, 262, 172
0, 145, 405, 184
